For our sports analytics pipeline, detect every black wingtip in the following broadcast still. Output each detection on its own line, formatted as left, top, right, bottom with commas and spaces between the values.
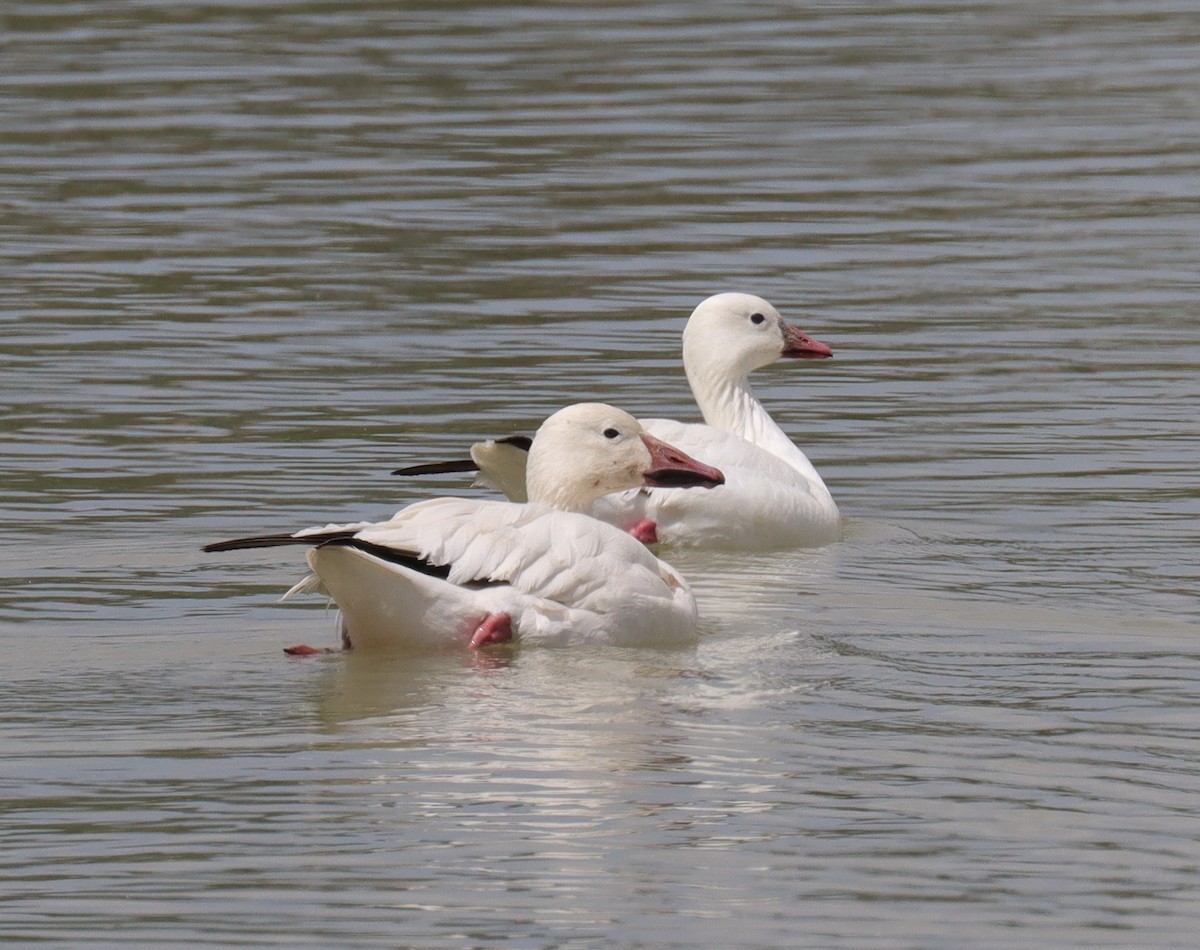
203, 534, 302, 553
323, 537, 452, 580
496, 435, 533, 452
391, 458, 479, 477
391, 435, 531, 476
203, 529, 359, 553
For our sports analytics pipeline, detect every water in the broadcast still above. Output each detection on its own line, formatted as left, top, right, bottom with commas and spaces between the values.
3, 1, 1200, 946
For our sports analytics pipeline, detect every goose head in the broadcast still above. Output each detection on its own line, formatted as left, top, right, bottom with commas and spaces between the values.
525, 403, 725, 511
681, 292, 832, 385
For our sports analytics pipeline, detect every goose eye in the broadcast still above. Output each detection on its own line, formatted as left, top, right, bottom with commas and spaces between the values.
602, 427, 621, 440
750, 312, 766, 325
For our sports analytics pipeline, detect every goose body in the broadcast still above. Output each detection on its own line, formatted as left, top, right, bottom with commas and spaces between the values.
396, 293, 841, 551
590, 417, 839, 550
205, 404, 723, 652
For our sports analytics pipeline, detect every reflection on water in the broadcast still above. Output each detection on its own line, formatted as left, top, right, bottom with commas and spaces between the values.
4, 0, 1200, 946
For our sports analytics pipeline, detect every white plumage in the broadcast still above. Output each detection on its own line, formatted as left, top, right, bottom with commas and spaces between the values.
205, 404, 723, 652
590, 417, 838, 550
300, 499, 696, 650
398, 293, 841, 550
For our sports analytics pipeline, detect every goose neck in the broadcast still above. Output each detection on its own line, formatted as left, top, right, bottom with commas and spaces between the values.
688, 366, 764, 442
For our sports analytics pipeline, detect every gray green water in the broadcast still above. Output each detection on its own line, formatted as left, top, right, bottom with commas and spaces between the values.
3, 2, 1199, 946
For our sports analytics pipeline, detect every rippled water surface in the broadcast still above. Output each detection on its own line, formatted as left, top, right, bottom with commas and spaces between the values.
4, 1, 1200, 946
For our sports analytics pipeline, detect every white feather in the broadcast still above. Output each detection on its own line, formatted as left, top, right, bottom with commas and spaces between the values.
448, 293, 841, 550
210, 404, 718, 651
312, 499, 697, 650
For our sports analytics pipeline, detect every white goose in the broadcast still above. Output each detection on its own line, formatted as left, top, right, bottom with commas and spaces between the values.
396, 293, 841, 551
204, 404, 724, 652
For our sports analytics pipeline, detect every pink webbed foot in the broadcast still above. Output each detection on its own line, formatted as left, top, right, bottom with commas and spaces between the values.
284, 616, 353, 656
469, 612, 514, 649
283, 644, 340, 657
628, 519, 659, 545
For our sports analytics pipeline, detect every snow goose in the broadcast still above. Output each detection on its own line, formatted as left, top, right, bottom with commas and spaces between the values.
204, 404, 724, 653
395, 292, 840, 550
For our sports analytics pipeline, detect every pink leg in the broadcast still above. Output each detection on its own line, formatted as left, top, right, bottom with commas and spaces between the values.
283, 643, 339, 656
284, 615, 353, 657
628, 519, 659, 545
469, 612, 514, 649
